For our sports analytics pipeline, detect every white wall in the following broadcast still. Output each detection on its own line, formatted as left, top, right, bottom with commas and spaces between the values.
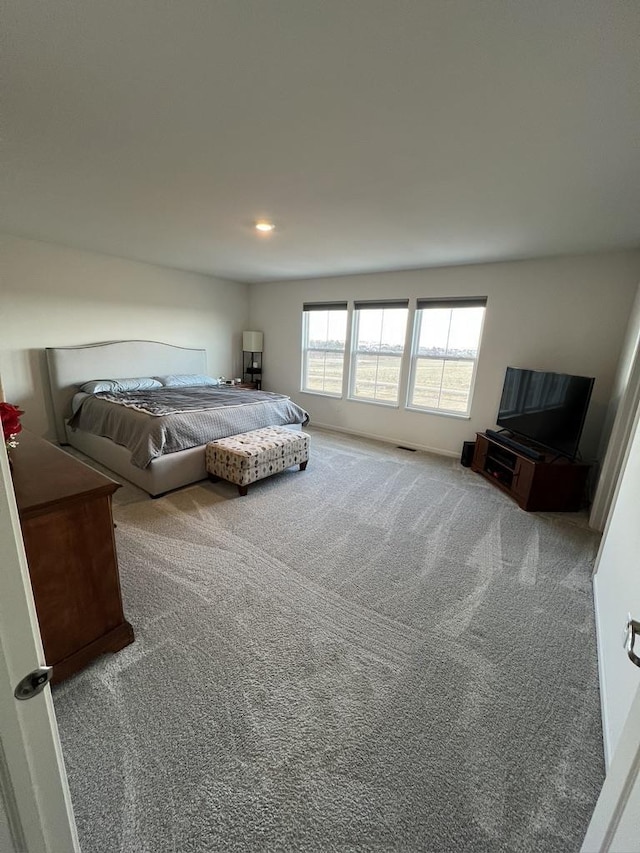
590, 284, 640, 529
3, 236, 638, 460
0, 234, 250, 439
600, 283, 640, 440
0, 791, 13, 853
250, 251, 640, 461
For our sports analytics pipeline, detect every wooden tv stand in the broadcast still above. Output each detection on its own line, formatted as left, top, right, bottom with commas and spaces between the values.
471, 432, 589, 512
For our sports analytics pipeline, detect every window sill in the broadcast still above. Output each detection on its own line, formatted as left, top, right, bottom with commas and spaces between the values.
347, 396, 400, 409
300, 389, 343, 399
405, 405, 471, 420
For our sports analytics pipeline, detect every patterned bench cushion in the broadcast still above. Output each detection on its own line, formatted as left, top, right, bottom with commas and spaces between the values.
205, 426, 310, 488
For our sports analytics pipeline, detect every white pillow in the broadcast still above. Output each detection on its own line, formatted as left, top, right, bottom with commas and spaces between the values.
80, 377, 162, 394
155, 374, 219, 388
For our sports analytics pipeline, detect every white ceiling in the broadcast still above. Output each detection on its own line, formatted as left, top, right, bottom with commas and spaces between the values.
1, 0, 639, 283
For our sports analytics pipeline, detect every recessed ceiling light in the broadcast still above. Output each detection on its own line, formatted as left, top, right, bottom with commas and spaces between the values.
255, 220, 275, 233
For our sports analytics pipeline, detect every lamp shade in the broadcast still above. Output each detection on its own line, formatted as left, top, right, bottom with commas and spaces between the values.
242, 331, 263, 353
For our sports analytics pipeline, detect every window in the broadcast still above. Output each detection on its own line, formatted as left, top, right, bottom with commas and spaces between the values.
349, 300, 409, 405
408, 298, 486, 415
301, 302, 348, 396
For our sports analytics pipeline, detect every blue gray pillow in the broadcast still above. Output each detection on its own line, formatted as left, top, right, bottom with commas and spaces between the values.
80, 376, 163, 394
155, 374, 219, 388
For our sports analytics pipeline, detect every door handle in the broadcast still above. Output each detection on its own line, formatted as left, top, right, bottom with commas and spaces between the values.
14, 665, 53, 700
624, 614, 640, 669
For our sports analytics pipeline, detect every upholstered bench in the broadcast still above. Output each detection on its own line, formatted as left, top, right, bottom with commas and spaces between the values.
205, 426, 309, 496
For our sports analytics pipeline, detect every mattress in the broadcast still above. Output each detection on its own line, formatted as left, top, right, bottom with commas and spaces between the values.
68, 386, 309, 468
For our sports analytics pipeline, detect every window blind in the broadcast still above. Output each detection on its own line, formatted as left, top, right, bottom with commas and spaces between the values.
416, 297, 487, 310
353, 299, 409, 310
302, 301, 348, 312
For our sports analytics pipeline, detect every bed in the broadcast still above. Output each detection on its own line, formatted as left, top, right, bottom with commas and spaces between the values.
46, 340, 309, 497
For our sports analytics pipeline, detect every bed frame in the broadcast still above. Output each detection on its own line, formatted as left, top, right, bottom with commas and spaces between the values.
46, 340, 234, 497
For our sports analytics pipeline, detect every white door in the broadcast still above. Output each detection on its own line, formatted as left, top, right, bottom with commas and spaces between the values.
592, 399, 640, 766
581, 684, 640, 852
582, 397, 640, 850
0, 442, 80, 852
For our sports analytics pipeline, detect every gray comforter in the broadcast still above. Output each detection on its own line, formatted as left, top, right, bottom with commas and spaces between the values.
68, 386, 310, 468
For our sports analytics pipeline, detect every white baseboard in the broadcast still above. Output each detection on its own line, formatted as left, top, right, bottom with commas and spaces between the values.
309, 421, 459, 459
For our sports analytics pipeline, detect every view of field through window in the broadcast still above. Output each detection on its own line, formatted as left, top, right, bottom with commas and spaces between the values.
303, 309, 347, 395
410, 306, 484, 413
351, 307, 407, 403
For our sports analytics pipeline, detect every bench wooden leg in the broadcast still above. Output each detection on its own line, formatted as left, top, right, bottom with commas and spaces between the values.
300, 460, 308, 471
238, 484, 248, 496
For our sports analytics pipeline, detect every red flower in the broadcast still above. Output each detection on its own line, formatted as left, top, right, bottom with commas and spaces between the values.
0, 402, 24, 442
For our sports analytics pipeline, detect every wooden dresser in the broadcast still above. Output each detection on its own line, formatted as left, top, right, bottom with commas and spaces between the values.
11, 431, 134, 683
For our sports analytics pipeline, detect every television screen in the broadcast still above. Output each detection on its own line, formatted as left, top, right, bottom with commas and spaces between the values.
497, 367, 594, 458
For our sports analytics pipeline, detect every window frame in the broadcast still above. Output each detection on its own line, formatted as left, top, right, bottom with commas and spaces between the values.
406, 297, 487, 418
300, 301, 349, 398
347, 300, 410, 408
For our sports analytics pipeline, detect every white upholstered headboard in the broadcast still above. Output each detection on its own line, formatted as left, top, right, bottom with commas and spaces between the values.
46, 340, 208, 443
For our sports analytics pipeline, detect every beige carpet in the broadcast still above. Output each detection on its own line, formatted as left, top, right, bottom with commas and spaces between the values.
54, 428, 604, 852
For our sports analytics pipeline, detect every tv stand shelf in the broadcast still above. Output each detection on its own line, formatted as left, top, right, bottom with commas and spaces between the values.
471, 432, 589, 512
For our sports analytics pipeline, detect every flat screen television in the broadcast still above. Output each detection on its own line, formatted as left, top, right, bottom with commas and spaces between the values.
497, 367, 594, 459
